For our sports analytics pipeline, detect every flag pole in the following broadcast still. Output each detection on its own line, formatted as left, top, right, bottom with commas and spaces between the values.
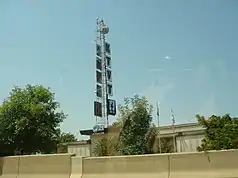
171, 109, 176, 152
157, 101, 162, 153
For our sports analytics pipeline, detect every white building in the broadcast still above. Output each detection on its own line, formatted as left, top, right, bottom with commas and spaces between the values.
158, 123, 205, 152
66, 140, 91, 157
65, 122, 205, 156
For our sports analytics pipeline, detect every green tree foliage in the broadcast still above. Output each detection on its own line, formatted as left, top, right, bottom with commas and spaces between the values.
93, 136, 119, 156
57, 132, 77, 153
111, 95, 173, 155
145, 124, 157, 154
58, 132, 77, 143
112, 98, 131, 128
118, 95, 153, 155
0, 85, 66, 156
196, 114, 238, 151
159, 137, 173, 153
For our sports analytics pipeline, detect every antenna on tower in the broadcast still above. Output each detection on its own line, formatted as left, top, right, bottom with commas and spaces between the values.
170, 108, 176, 152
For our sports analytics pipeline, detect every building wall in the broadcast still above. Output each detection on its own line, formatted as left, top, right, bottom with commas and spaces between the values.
176, 134, 204, 152
159, 123, 204, 135
67, 144, 91, 157
78, 134, 204, 156
82, 123, 206, 156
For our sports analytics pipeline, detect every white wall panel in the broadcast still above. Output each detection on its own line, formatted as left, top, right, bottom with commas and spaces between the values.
176, 135, 203, 153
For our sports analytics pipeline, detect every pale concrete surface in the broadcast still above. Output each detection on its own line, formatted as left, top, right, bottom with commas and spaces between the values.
68, 144, 91, 157
18, 154, 73, 178
0, 150, 238, 178
83, 154, 169, 178
0, 154, 73, 178
70, 157, 83, 178
82, 149, 238, 178
0, 156, 19, 178
169, 149, 238, 178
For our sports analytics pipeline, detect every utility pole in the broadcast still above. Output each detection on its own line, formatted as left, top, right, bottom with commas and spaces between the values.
156, 101, 162, 153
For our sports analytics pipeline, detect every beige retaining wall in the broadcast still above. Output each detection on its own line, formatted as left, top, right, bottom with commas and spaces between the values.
0, 150, 238, 178
0, 156, 19, 178
0, 154, 73, 178
70, 156, 83, 178
82, 149, 238, 178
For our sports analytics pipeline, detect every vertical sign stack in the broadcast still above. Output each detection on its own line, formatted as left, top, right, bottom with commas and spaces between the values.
93, 18, 117, 133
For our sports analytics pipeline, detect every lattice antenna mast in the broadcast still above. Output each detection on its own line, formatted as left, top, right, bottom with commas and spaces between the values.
94, 18, 116, 133
98, 18, 108, 128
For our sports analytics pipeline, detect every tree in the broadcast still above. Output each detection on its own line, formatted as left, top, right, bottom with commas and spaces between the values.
196, 114, 238, 151
0, 85, 66, 156
112, 97, 132, 128
93, 136, 119, 156
159, 137, 173, 153
118, 95, 153, 155
58, 132, 77, 143
111, 95, 173, 155
57, 132, 77, 153
146, 125, 173, 154
145, 124, 157, 154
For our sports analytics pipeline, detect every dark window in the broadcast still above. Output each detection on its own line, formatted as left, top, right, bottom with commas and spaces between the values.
107, 84, 113, 96
94, 101, 102, 117
96, 85, 102, 98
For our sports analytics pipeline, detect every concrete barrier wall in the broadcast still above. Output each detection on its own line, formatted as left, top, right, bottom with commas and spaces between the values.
70, 157, 83, 178
170, 149, 238, 178
83, 154, 169, 178
17, 154, 73, 178
82, 149, 238, 178
0, 156, 19, 178
0, 150, 238, 178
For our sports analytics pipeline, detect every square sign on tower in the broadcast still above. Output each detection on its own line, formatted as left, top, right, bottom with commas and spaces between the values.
107, 99, 116, 116
94, 101, 102, 117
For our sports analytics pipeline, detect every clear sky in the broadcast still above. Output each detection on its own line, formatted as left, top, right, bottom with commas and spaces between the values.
0, 0, 238, 138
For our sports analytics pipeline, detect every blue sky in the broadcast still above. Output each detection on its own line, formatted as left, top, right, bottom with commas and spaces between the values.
0, 0, 238, 138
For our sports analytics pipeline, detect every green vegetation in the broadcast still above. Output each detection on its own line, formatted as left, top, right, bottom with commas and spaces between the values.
118, 95, 153, 155
196, 114, 238, 151
57, 132, 78, 153
0, 84, 76, 156
93, 95, 173, 156
1, 84, 237, 157
93, 136, 119, 156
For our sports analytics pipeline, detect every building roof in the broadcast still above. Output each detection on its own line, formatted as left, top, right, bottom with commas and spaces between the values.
61, 139, 91, 146
80, 122, 202, 136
